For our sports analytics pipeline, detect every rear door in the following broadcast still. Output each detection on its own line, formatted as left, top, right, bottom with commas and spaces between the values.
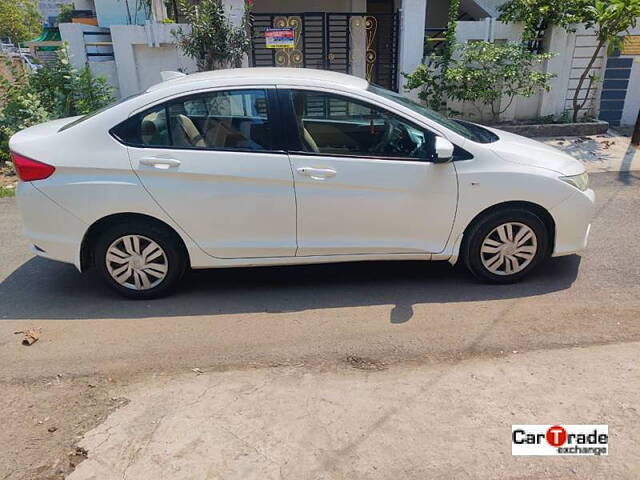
280, 88, 458, 256
114, 87, 297, 259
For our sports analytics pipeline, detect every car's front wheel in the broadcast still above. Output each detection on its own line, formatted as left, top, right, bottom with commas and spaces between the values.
462, 208, 549, 283
94, 222, 186, 299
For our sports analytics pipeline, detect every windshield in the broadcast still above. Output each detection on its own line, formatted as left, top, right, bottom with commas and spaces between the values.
58, 92, 145, 132
367, 85, 498, 144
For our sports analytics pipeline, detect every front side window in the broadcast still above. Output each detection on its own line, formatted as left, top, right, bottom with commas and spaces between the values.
111, 89, 272, 151
288, 90, 437, 160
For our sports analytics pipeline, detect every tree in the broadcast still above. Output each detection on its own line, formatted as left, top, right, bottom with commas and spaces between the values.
632, 107, 640, 146
0, 0, 43, 44
406, 42, 553, 122
498, 0, 591, 44
173, 0, 252, 71
571, 0, 640, 122
403, 0, 460, 113
445, 42, 553, 122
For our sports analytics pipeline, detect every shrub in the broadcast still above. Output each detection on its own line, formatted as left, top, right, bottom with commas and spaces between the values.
446, 42, 553, 122
404, 61, 445, 112
173, 0, 252, 71
405, 42, 553, 123
0, 48, 113, 170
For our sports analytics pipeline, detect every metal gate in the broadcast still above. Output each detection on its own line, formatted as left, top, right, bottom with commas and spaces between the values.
251, 12, 400, 91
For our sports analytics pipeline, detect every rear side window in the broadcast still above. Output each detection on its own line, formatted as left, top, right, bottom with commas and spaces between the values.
60, 93, 143, 132
110, 89, 272, 151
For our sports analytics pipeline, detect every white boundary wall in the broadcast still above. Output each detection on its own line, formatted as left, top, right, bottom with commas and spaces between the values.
59, 22, 121, 98
620, 26, 640, 127
563, 25, 607, 119
110, 23, 197, 98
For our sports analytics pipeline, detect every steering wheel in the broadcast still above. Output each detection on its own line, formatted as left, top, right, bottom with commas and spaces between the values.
369, 119, 396, 155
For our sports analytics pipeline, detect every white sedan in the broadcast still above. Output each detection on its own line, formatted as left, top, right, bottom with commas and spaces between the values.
10, 68, 594, 298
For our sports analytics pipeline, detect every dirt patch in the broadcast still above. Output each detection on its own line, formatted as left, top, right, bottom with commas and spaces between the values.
0, 174, 16, 188
0, 375, 129, 480
346, 355, 387, 371
1, 162, 17, 193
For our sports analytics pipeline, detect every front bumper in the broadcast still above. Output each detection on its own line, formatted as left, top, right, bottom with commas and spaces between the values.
550, 188, 595, 257
16, 182, 87, 269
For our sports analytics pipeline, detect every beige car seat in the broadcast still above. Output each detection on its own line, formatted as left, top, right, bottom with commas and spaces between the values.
173, 114, 206, 148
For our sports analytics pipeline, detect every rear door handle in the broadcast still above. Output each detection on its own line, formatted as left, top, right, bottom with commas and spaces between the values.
140, 157, 181, 169
296, 167, 336, 180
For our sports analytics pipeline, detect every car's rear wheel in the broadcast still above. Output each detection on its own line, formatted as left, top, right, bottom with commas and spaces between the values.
95, 222, 186, 298
462, 208, 549, 283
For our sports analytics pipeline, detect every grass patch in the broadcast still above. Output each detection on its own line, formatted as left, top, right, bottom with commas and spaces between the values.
0, 186, 16, 198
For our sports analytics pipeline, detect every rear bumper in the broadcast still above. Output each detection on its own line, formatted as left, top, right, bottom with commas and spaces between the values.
16, 182, 87, 270
550, 188, 595, 257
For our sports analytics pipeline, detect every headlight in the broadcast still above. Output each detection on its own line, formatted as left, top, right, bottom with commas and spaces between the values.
560, 172, 589, 191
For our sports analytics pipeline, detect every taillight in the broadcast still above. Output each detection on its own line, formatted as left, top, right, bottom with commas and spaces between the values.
10, 152, 55, 181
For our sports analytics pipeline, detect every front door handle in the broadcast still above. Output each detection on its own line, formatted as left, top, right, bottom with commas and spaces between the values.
140, 157, 181, 169
297, 167, 336, 180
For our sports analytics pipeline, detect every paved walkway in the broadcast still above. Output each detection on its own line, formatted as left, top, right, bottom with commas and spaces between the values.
68, 341, 640, 480
541, 129, 640, 174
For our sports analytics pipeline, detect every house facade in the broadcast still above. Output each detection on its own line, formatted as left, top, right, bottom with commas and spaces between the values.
55, 0, 640, 126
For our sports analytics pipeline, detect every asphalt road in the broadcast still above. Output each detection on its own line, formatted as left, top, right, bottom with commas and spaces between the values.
1, 171, 639, 479
1, 171, 639, 381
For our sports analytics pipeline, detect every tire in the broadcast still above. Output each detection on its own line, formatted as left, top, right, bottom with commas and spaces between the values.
462, 207, 549, 284
94, 221, 187, 299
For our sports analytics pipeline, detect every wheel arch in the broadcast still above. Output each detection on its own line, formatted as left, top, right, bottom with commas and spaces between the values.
461, 200, 556, 255
79, 212, 190, 272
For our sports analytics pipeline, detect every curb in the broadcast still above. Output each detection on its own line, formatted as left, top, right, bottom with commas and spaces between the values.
497, 121, 610, 138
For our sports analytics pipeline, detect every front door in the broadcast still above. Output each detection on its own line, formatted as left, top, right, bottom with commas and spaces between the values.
122, 87, 297, 259
282, 89, 458, 256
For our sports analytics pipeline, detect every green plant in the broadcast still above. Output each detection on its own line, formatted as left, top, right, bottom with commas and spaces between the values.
571, 0, 640, 122
0, 49, 113, 166
405, 0, 459, 113
445, 42, 553, 123
498, 0, 591, 44
57, 2, 75, 24
173, 0, 252, 71
0, 60, 50, 166
0, 90, 50, 164
406, 42, 553, 122
0, 0, 42, 44
28, 48, 113, 118
437, 0, 460, 110
404, 62, 442, 111
0, 186, 15, 197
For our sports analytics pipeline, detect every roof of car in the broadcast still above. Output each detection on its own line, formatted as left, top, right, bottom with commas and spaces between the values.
146, 67, 370, 92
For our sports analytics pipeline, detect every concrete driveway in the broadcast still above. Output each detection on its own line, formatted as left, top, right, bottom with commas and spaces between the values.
1, 171, 639, 479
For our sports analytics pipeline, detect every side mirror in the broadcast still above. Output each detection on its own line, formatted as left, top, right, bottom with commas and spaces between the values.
434, 136, 454, 163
